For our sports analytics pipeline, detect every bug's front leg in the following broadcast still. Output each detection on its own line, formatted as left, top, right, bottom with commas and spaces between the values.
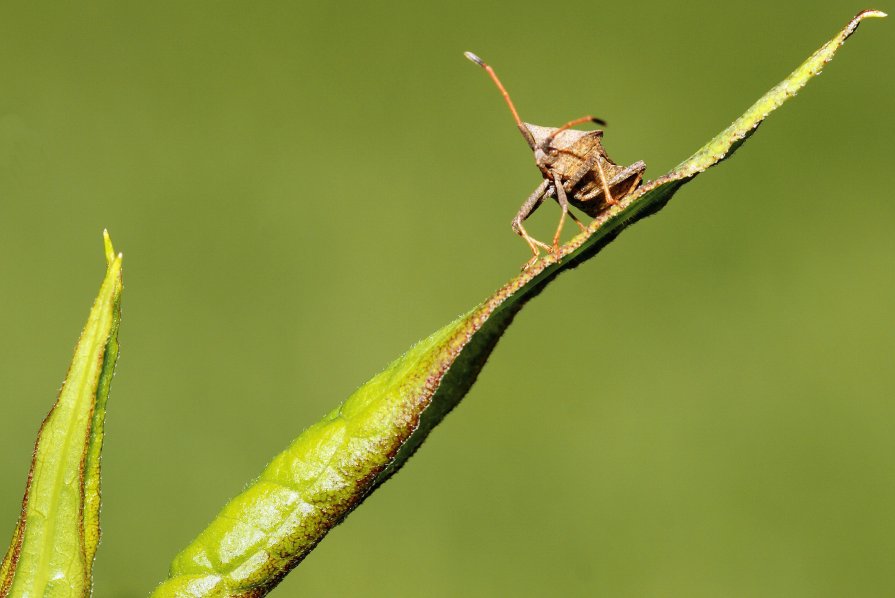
512, 178, 552, 270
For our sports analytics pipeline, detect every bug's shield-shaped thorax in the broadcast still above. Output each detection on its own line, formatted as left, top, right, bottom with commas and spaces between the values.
525, 123, 646, 217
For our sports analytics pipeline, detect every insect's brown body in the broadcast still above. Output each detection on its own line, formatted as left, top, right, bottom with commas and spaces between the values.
525, 123, 645, 218
466, 51, 646, 269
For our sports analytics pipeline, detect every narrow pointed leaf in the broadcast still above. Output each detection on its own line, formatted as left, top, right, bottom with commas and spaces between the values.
1, 232, 123, 597
152, 11, 884, 597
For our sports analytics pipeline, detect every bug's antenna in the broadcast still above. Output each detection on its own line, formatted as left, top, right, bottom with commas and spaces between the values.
464, 52, 523, 128
465, 51, 536, 149
543, 115, 608, 150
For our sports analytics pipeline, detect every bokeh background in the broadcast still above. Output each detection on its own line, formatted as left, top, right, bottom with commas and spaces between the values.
1, 1, 893, 596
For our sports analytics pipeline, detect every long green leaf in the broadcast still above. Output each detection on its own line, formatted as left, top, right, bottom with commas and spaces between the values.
1, 232, 123, 597
152, 11, 884, 597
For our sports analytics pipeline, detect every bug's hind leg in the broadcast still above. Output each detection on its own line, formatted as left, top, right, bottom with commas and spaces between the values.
512, 179, 553, 270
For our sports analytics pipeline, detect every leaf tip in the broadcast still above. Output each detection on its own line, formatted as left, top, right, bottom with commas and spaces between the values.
103, 229, 115, 265
857, 9, 887, 19
845, 9, 887, 38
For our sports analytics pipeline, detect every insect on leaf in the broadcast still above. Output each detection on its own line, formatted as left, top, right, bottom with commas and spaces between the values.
1, 232, 123, 597
151, 11, 884, 597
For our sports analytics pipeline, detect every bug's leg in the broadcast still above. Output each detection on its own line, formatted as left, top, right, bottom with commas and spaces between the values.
566, 152, 599, 190
560, 156, 596, 234
552, 189, 587, 232
592, 154, 617, 206
551, 173, 579, 256
567, 207, 587, 233
579, 161, 645, 203
512, 179, 552, 269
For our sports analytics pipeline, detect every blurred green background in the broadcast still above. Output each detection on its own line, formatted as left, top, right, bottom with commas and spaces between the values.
1, 1, 892, 596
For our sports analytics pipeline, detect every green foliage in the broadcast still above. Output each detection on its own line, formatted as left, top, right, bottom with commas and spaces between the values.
149, 11, 885, 597
1, 233, 122, 596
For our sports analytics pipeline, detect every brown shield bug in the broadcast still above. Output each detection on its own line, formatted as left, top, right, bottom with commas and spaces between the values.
465, 52, 646, 269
